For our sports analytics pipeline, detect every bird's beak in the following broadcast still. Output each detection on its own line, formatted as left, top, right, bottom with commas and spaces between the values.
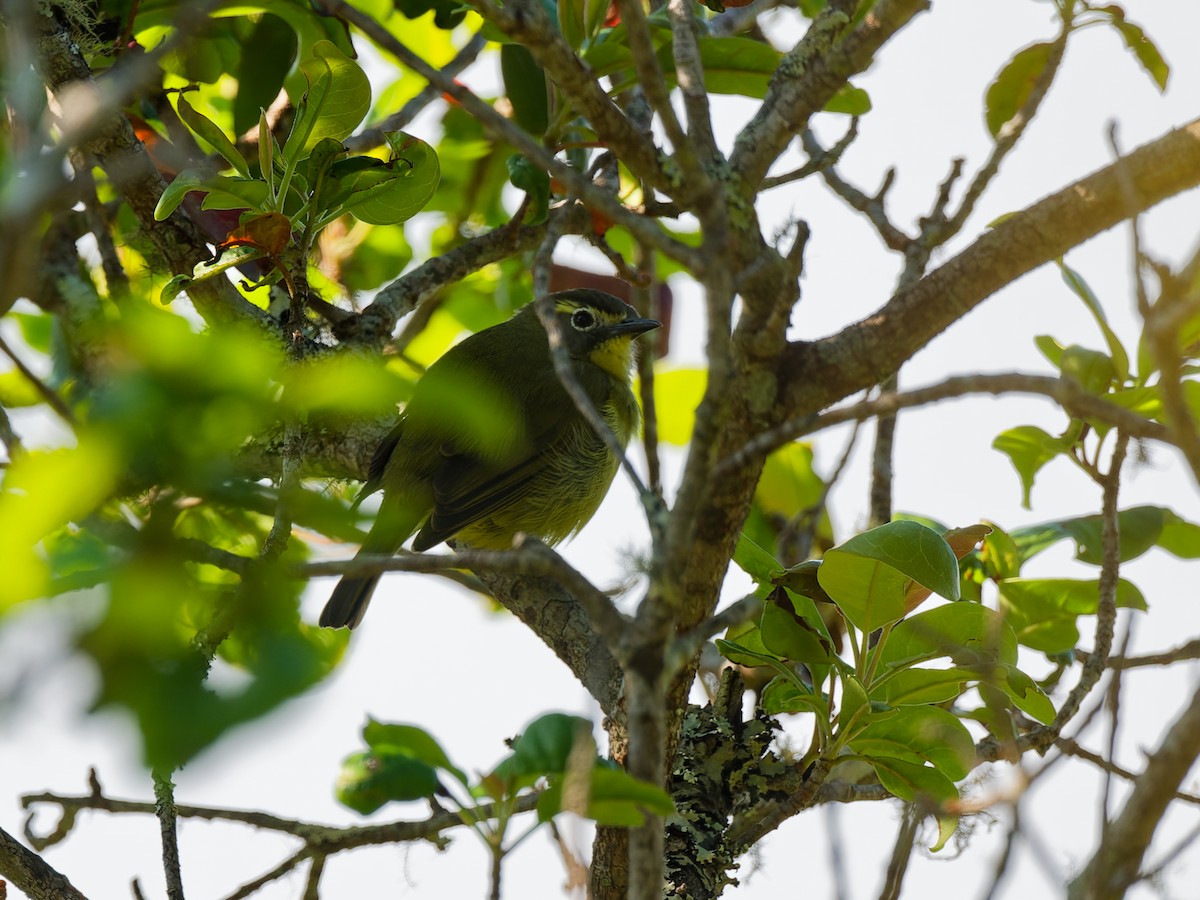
604, 316, 661, 338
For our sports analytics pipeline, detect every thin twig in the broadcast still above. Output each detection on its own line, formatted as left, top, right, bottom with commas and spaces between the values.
667, 592, 762, 676
1053, 737, 1200, 806
802, 129, 911, 250
878, 804, 919, 900
718, 373, 1168, 476
0, 334, 76, 424
343, 33, 488, 153
762, 118, 858, 191
1079, 638, 1200, 669
152, 768, 185, 900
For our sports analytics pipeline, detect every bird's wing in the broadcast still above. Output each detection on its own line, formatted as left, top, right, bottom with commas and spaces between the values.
412, 362, 612, 550
353, 418, 405, 508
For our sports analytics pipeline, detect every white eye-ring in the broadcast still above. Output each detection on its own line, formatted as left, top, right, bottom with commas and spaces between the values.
571, 308, 596, 330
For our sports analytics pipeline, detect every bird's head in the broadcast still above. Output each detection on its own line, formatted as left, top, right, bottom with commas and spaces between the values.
543, 289, 661, 379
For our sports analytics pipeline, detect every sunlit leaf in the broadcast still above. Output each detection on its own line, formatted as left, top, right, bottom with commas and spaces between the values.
819, 521, 960, 633
985, 41, 1054, 138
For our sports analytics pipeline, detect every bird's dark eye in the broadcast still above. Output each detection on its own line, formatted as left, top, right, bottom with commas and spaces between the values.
571, 308, 596, 330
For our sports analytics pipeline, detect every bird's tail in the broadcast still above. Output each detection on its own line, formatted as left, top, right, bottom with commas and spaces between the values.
319, 571, 380, 629
320, 501, 421, 629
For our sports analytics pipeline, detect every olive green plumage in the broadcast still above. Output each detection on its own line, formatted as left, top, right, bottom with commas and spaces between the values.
320, 289, 660, 629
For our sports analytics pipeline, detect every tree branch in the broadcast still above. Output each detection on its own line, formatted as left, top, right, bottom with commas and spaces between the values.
719, 373, 1168, 476
0, 824, 86, 900
779, 118, 1200, 417
1068, 679, 1200, 898
730, 0, 929, 192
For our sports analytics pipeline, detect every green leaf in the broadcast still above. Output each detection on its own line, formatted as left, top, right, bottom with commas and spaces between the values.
537, 766, 675, 826
1058, 344, 1116, 395
774, 559, 834, 605
160, 245, 269, 304
155, 168, 206, 221
985, 41, 1054, 138
362, 719, 467, 785
1106, 14, 1169, 91
733, 532, 784, 584
0, 437, 122, 608
755, 442, 824, 518
336, 750, 441, 814
760, 587, 835, 664
876, 667, 971, 706
760, 674, 830, 718
979, 524, 1022, 581
819, 521, 960, 633
1056, 260, 1130, 384
558, 0, 586, 50
232, 13, 298, 137
175, 93, 250, 177
992, 425, 1071, 509
501, 43, 549, 135
870, 757, 959, 818
497, 713, 595, 779
851, 706, 974, 780
198, 176, 272, 211
999, 664, 1055, 724
0, 369, 44, 407
1158, 511, 1200, 558
824, 83, 872, 116
999, 577, 1146, 653
332, 132, 441, 225
1000, 577, 1147, 615
715, 624, 776, 667
880, 602, 1018, 668
838, 673, 871, 732
507, 155, 550, 225
1034, 334, 1065, 368
286, 39, 371, 157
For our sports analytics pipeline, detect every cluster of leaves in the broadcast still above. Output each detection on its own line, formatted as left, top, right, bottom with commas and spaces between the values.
718, 520, 1052, 848
155, 39, 439, 300
337, 714, 673, 862
0, 303, 429, 767
989, 262, 1200, 651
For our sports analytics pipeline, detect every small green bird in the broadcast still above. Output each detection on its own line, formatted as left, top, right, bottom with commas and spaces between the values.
320, 288, 660, 629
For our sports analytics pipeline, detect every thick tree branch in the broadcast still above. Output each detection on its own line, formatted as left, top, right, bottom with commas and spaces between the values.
0, 825, 86, 900
780, 119, 1200, 417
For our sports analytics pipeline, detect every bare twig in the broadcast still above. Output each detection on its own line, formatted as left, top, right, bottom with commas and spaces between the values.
0, 334, 76, 425
22, 777, 540, 855
802, 129, 910, 251
343, 33, 488, 153
1080, 638, 1200, 669
762, 118, 858, 191
938, 29, 1070, 241
1053, 737, 1200, 807
1068, 679, 1200, 898
152, 768, 185, 900
1048, 435, 1127, 733
878, 804, 919, 900
719, 373, 1166, 475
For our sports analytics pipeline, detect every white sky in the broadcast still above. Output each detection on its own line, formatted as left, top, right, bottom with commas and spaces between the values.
4, 2, 1200, 898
